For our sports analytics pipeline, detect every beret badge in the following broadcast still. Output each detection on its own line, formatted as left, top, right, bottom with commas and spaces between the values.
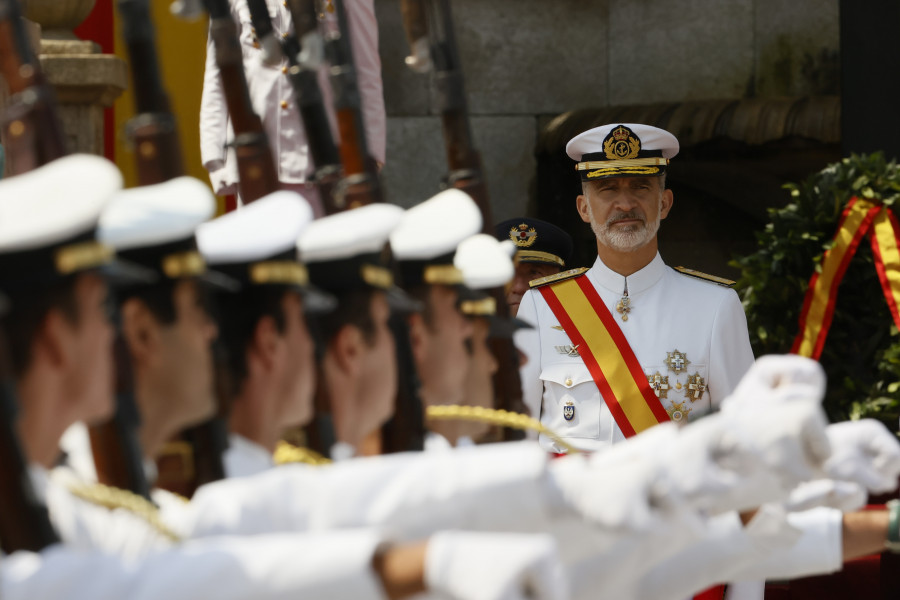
509, 223, 538, 247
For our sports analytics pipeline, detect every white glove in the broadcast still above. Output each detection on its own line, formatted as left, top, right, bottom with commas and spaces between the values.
783, 479, 867, 512
205, 159, 237, 196
823, 419, 900, 494
722, 354, 826, 412
425, 531, 567, 600
548, 445, 666, 532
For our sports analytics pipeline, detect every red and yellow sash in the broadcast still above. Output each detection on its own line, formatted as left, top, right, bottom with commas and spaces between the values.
538, 275, 669, 438
793, 198, 900, 358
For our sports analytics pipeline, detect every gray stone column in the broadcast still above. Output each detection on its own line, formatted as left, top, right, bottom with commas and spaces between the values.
24, 0, 126, 157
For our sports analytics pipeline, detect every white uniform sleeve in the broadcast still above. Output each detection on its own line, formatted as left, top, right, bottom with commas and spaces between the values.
1, 530, 387, 600
346, 0, 386, 164
730, 507, 844, 581
515, 289, 544, 420
199, 22, 229, 173
172, 442, 553, 542
708, 289, 755, 406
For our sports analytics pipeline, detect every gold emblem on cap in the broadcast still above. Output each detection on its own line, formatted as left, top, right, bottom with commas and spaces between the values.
360, 264, 393, 289
423, 264, 464, 285
509, 223, 538, 248
603, 125, 641, 160
460, 297, 496, 316
250, 261, 308, 286
162, 251, 206, 279
55, 241, 114, 275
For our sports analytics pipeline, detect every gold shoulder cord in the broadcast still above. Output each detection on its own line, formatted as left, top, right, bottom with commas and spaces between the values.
426, 406, 581, 455
67, 482, 181, 543
273, 440, 333, 466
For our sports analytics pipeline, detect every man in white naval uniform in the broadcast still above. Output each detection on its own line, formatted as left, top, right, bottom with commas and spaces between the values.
517, 123, 754, 452
196, 191, 333, 478
515, 123, 757, 600
200, 0, 386, 213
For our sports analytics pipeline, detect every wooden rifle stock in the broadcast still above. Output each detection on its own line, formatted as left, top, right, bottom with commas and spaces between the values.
407, 0, 527, 440
112, 0, 229, 498
118, 0, 184, 185
249, 0, 343, 212
204, 0, 279, 203
0, 0, 66, 174
325, 0, 383, 210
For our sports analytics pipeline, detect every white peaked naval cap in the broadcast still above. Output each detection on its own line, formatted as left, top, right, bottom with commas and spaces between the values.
99, 177, 215, 251
298, 203, 405, 263
454, 234, 515, 290
390, 188, 483, 260
197, 190, 313, 265
0, 154, 122, 252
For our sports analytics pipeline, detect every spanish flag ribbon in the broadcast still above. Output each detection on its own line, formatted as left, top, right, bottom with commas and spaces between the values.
869, 207, 900, 331
538, 275, 669, 438
792, 197, 889, 358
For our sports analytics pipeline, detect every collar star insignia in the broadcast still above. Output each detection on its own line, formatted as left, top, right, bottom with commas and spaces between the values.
666, 400, 691, 423
646, 371, 670, 399
664, 349, 690, 373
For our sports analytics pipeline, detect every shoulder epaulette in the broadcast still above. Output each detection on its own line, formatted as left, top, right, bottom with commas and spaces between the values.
273, 441, 332, 466
528, 267, 590, 289
67, 482, 181, 542
674, 266, 736, 288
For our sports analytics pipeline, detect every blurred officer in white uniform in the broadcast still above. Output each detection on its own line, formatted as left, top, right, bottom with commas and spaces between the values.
200, 0, 386, 214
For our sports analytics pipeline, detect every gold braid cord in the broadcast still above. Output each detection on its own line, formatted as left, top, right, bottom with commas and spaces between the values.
426, 406, 581, 454
67, 483, 181, 542
273, 440, 333, 466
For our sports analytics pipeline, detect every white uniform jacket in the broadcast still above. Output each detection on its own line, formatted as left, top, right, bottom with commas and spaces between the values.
223, 433, 274, 479
199, 0, 386, 194
516, 253, 755, 453
2, 530, 386, 600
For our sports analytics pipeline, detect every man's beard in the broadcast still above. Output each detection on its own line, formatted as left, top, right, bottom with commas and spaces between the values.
587, 201, 662, 252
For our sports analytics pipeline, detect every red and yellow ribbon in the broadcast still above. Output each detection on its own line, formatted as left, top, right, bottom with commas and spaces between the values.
792, 197, 900, 359
869, 208, 900, 330
539, 275, 669, 438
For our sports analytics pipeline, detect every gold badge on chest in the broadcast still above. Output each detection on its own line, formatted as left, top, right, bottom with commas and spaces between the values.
666, 400, 691, 423
685, 372, 707, 402
646, 371, 670, 399
664, 349, 690, 373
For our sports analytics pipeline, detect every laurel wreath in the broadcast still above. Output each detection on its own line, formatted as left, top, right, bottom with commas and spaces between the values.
733, 153, 900, 425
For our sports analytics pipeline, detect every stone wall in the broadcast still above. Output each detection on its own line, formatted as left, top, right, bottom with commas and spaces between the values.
375, 0, 840, 220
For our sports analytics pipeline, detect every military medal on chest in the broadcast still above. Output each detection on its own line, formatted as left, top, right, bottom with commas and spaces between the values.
684, 372, 707, 402
646, 371, 670, 399
555, 344, 580, 357
615, 280, 631, 321
664, 349, 690, 373
563, 401, 576, 421
666, 400, 691, 423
